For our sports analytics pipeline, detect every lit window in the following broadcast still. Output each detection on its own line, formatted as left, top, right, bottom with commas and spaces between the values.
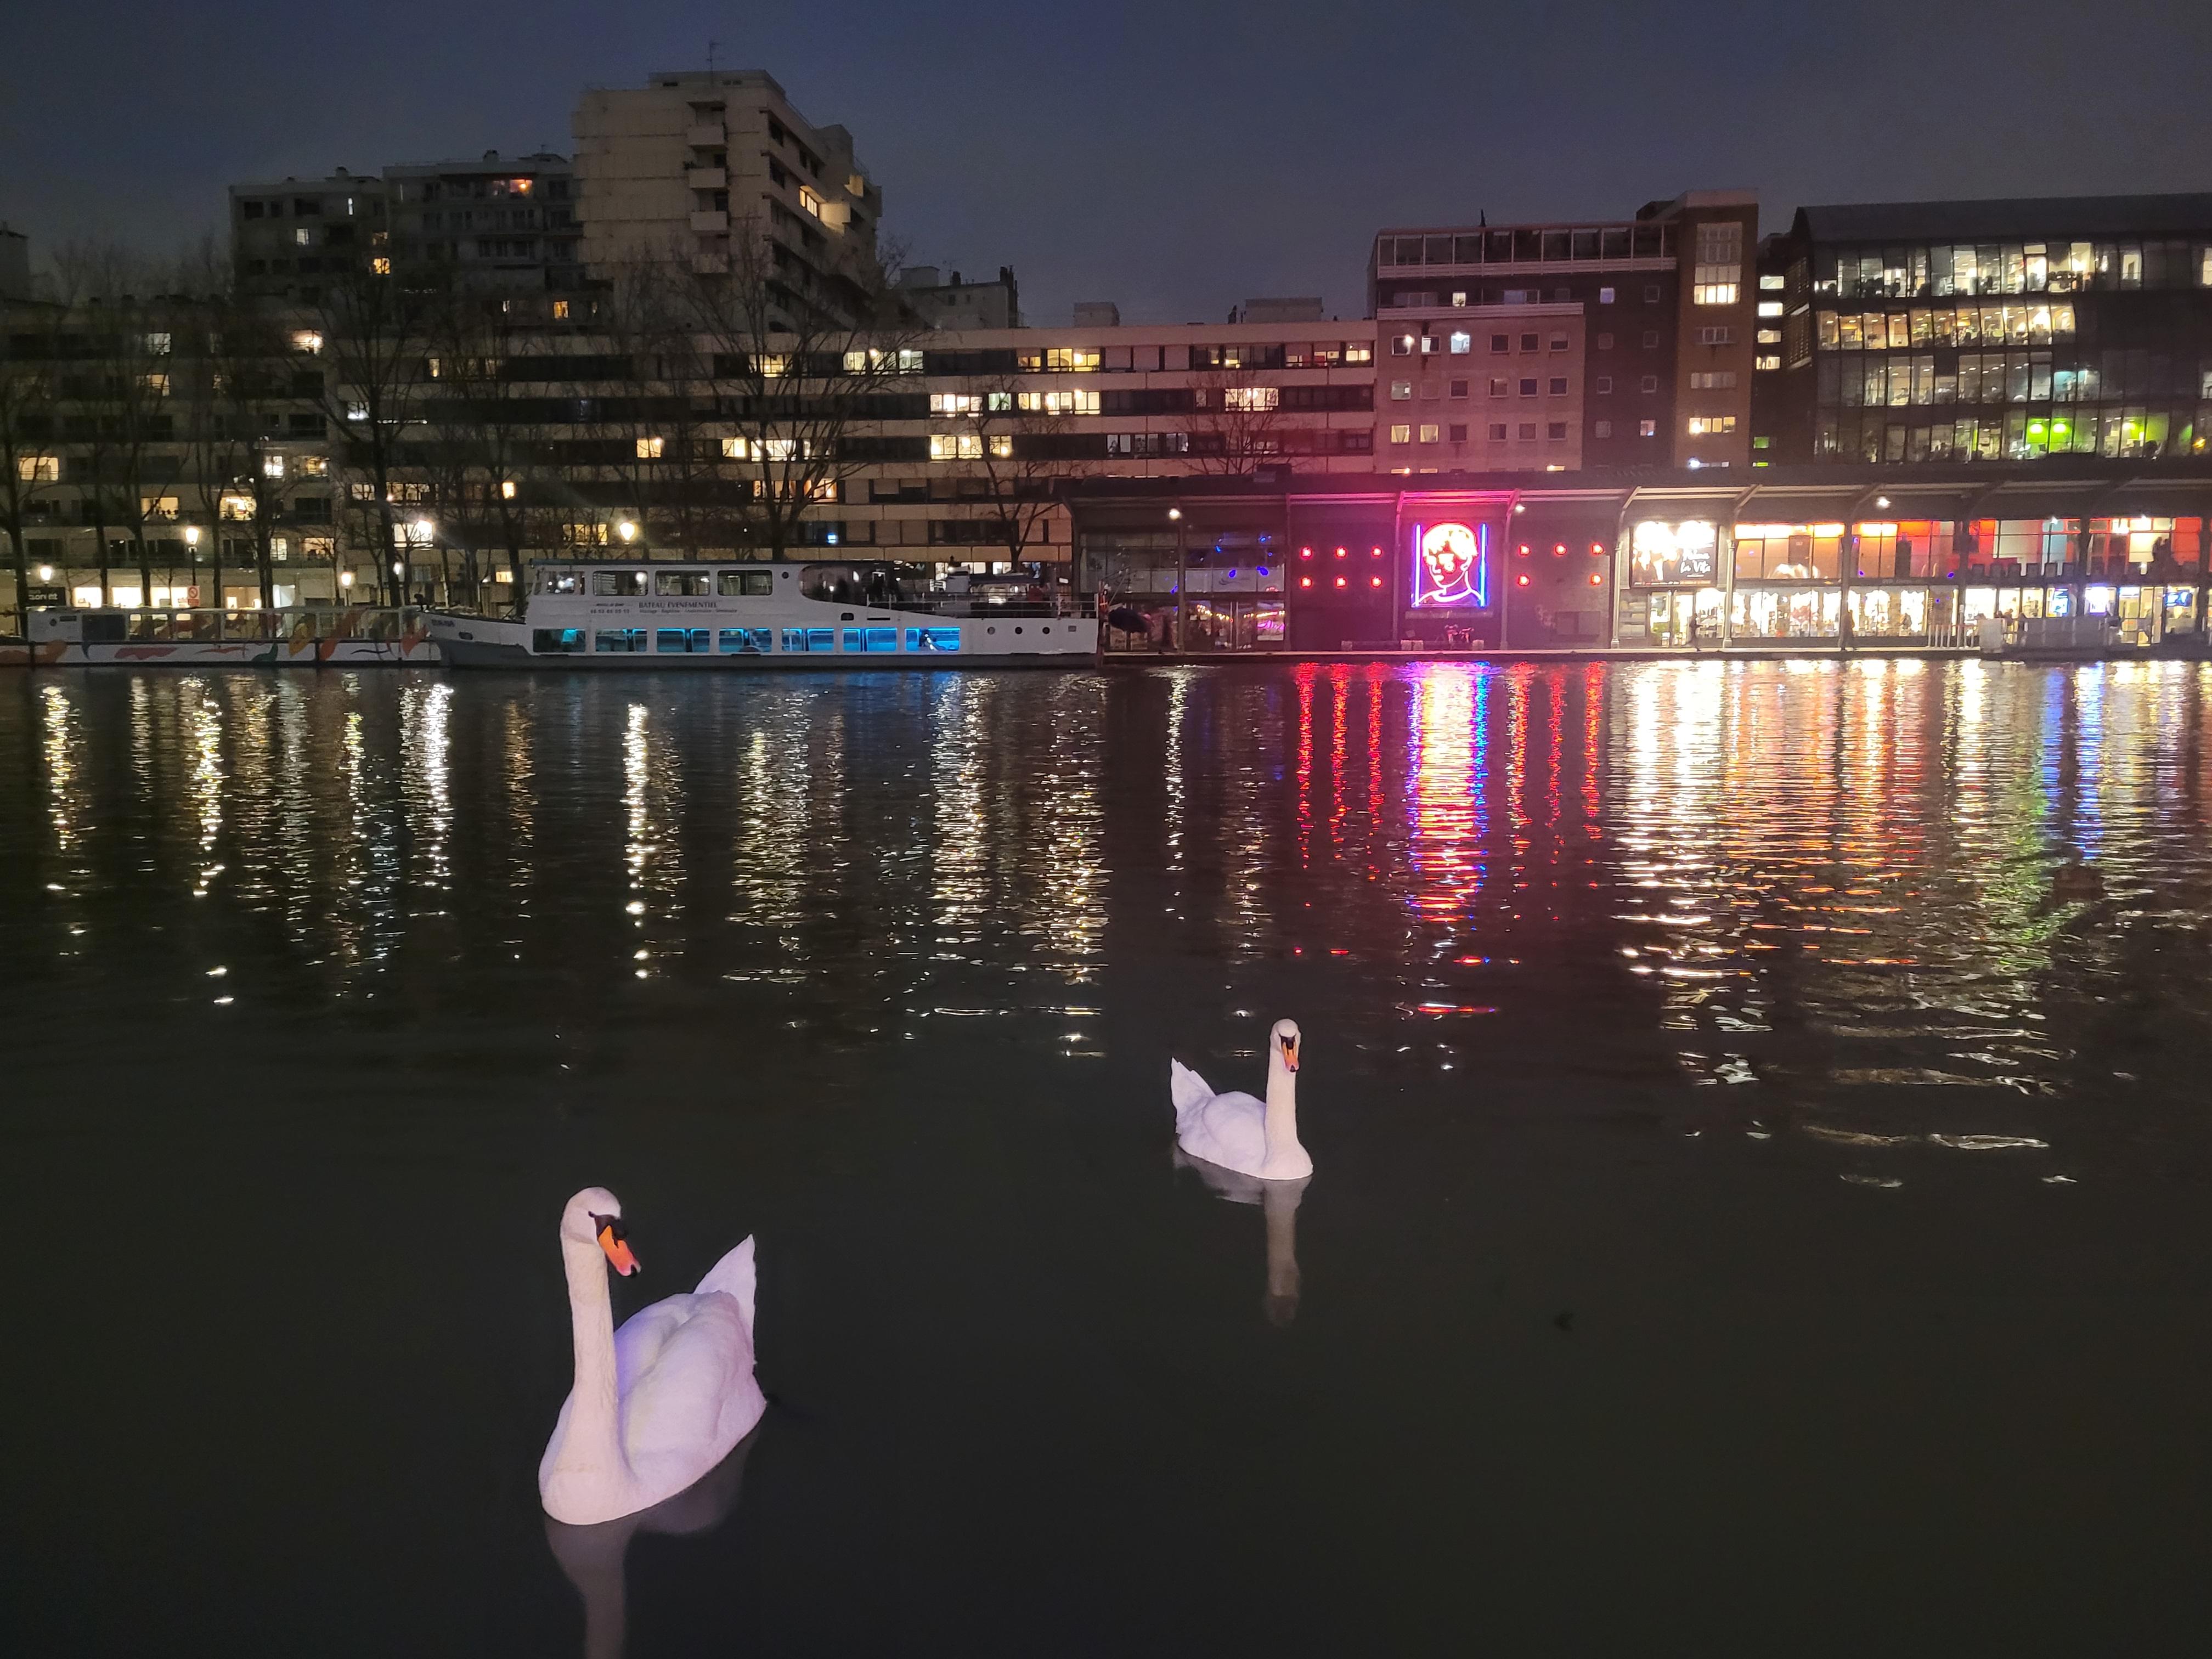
798, 186, 823, 218
1598, 287, 1615, 304
1389, 424, 1412, 444
1759, 274, 1784, 291
1017, 389, 1100, 415
1756, 328, 1782, 345
1757, 301, 1784, 317
370, 257, 392, 276
635, 436, 664, 459
291, 331, 321, 354
1639, 419, 1657, 437
262, 455, 285, 478
1391, 334, 1415, 356
929, 433, 984, 460
16, 455, 58, 482
551, 300, 571, 319
1686, 415, 1736, 435
721, 437, 751, 459
1449, 291, 1468, 307
988, 435, 1012, 458
1692, 222, 1742, 304
294, 228, 312, 246
930, 392, 983, 416
1418, 423, 1440, 443
1044, 346, 1100, 371
299, 456, 329, 477
1390, 380, 1412, 401
1223, 386, 1279, 410
345, 399, 369, 421
756, 353, 789, 377
1754, 354, 1781, 371
1447, 331, 1471, 354
143, 331, 171, 355
500, 479, 516, 498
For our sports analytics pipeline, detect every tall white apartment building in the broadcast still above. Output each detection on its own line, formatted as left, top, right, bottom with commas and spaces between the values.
572, 71, 883, 301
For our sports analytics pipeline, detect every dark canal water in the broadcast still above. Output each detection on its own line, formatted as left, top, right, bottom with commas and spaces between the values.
2, 661, 2208, 1655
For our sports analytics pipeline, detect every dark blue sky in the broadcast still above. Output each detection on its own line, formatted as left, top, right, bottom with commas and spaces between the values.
5, 1, 2207, 323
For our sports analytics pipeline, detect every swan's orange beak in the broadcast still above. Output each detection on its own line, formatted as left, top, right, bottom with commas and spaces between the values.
1281, 1036, 1299, 1073
597, 1220, 640, 1276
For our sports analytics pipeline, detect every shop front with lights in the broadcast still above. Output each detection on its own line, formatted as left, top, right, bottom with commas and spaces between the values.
1078, 500, 1291, 652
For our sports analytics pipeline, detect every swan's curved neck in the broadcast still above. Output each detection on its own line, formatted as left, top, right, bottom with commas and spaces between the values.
1263, 1050, 1300, 1160
556, 1235, 629, 1487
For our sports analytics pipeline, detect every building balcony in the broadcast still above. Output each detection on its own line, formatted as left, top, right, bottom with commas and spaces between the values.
684, 167, 727, 190
684, 123, 725, 148
690, 210, 729, 234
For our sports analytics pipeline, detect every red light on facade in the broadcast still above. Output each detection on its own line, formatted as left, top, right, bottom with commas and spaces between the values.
1516, 573, 1531, 587
1334, 545, 1347, 558
1516, 543, 1531, 557
1589, 541, 1605, 555
1369, 574, 1384, 588
1299, 575, 1312, 588
1299, 545, 1313, 559
1588, 572, 1602, 586
1552, 543, 1566, 557
1370, 545, 1384, 557
1334, 575, 1347, 588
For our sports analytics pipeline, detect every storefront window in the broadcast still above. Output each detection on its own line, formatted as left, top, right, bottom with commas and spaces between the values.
1630, 520, 1717, 585
1733, 523, 1843, 580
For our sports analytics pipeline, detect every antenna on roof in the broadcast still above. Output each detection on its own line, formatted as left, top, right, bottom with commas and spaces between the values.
707, 38, 718, 78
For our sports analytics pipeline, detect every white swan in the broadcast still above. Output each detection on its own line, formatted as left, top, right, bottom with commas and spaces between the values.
1171, 1018, 1313, 1182
539, 1187, 768, 1526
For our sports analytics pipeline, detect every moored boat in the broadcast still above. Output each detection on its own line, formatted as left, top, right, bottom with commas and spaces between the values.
5, 606, 436, 667
426, 557, 1097, 668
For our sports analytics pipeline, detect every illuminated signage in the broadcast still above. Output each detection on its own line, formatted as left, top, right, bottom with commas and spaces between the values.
1410, 520, 1489, 608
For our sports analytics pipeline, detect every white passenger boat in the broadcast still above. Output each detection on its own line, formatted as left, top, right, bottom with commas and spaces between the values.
425, 558, 1098, 668
6, 606, 436, 667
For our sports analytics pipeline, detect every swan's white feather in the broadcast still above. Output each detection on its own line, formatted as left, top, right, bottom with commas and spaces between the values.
1178, 1088, 1271, 1173
1171, 1059, 1215, 1132
692, 1235, 757, 1330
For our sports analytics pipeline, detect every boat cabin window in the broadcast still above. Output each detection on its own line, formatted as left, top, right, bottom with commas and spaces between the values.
718, 569, 774, 597
655, 571, 711, 596
533, 628, 586, 653
594, 569, 647, 596
594, 628, 646, 652
782, 627, 836, 652
655, 627, 710, 652
538, 569, 585, 595
719, 627, 772, 654
906, 627, 961, 652
800, 561, 914, 606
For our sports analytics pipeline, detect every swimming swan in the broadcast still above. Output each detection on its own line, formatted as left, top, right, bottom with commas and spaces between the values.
539, 1187, 768, 1526
1171, 1018, 1313, 1182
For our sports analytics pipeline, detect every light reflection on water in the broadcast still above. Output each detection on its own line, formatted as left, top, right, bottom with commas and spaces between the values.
5, 662, 2212, 1652
7, 659, 2212, 1143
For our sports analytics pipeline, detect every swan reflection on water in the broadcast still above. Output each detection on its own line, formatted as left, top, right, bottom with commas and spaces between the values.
543, 1428, 757, 1659
1175, 1149, 1311, 1327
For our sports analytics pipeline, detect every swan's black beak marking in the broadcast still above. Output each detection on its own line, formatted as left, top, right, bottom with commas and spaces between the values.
592, 1214, 640, 1276
1282, 1036, 1300, 1073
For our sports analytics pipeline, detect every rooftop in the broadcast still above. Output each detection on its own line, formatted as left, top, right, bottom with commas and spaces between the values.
1797, 193, 2212, 244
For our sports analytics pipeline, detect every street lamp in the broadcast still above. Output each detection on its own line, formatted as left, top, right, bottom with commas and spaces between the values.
183, 525, 201, 608
1170, 506, 1187, 653
338, 570, 354, 591
617, 520, 638, 544
36, 565, 53, 582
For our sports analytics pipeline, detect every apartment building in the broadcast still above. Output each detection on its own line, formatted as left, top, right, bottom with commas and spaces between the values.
1754, 192, 2212, 465
1369, 191, 1759, 471
230, 172, 390, 302
1378, 305, 1585, 471
571, 71, 884, 311
382, 153, 582, 294
898, 266, 1021, 329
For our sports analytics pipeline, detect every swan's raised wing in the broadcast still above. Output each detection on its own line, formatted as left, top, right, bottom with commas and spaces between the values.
693, 1235, 756, 1331
1171, 1059, 1215, 1133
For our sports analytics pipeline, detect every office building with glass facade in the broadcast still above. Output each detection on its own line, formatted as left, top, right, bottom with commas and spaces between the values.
1755, 194, 2212, 467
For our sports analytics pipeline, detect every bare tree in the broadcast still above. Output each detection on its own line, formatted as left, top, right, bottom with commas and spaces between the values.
959, 370, 1096, 568
674, 215, 921, 562
178, 292, 306, 610
422, 290, 549, 606
0, 303, 60, 634
588, 259, 729, 554
1180, 368, 1286, 475
308, 257, 435, 606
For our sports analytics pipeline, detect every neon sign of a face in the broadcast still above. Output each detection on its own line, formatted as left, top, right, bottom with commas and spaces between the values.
1411, 521, 1487, 607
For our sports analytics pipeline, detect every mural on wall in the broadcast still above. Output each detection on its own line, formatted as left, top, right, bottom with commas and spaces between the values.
1410, 521, 1489, 608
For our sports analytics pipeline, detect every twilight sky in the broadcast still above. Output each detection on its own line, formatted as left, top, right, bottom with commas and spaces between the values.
4, 0, 2208, 323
